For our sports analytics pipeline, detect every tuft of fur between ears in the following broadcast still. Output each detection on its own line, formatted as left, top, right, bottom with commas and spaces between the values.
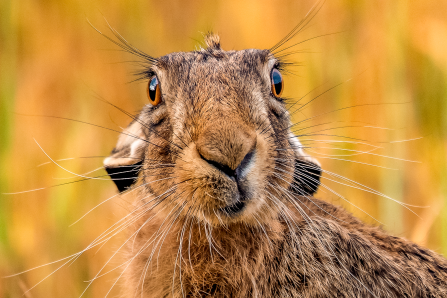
204, 32, 221, 50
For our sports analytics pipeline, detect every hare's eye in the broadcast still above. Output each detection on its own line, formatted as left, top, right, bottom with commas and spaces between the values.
271, 69, 284, 98
147, 76, 162, 106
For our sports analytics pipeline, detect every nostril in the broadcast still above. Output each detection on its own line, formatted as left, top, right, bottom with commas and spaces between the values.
199, 153, 237, 180
199, 148, 256, 182
235, 148, 255, 180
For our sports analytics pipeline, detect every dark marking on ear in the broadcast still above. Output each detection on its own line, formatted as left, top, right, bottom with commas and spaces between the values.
105, 161, 143, 193
290, 159, 321, 196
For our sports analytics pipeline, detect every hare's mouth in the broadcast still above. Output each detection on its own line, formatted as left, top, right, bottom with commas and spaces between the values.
219, 199, 246, 216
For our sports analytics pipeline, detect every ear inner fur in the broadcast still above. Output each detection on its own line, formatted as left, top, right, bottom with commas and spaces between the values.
104, 109, 150, 192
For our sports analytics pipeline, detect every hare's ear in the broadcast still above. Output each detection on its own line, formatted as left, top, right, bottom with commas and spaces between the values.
288, 132, 322, 196
104, 119, 147, 193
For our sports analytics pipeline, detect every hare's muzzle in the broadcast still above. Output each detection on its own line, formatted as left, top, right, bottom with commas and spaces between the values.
198, 147, 255, 181
195, 121, 257, 172
195, 122, 257, 214
171, 116, 266, 219
199, 144, 256, 215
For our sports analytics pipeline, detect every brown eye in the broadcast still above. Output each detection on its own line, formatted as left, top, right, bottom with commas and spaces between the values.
147, 76, 161, 106
271, 69, 284, 97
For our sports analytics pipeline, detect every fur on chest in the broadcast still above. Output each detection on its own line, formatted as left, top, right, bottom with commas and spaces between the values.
121, 200, 447, 298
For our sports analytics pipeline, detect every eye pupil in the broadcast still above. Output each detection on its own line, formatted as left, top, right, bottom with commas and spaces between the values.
147, 76, 161, 106
271, 69, 284, 97
149, 77, 158, 101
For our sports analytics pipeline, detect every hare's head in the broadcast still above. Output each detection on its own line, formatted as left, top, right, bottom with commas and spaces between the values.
104, 33, 321, 226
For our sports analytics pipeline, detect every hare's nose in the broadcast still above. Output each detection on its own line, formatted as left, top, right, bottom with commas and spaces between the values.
199, 147, 256, 182
196, 123, 257, 181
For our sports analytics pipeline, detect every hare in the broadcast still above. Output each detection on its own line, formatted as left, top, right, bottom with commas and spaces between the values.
101, 27, 447, 298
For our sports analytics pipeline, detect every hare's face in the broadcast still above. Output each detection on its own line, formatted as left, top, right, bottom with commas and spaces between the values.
104, 34, 320, 226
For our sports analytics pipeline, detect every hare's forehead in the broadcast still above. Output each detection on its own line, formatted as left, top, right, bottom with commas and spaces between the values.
156, 49, 273, 81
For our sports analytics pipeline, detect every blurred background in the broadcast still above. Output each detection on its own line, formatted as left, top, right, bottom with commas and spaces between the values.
1, 0, 446, 296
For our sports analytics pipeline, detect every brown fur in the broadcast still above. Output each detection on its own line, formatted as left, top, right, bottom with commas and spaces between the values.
123, 197, 447, 298
103, 33, 447, 297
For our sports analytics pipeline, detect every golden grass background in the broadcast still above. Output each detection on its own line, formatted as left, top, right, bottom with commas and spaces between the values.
1, 0, 446, 296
